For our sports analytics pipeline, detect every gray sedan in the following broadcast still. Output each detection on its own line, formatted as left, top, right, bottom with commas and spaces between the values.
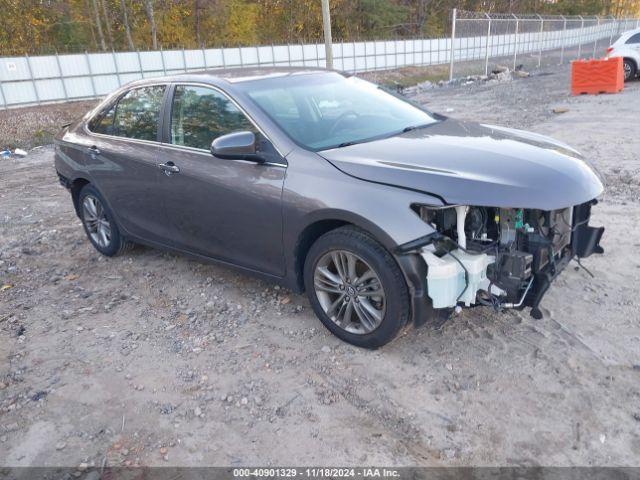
55, 68, 604, 348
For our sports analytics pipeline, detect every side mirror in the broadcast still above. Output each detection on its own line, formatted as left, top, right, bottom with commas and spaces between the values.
210, 131, 263, 162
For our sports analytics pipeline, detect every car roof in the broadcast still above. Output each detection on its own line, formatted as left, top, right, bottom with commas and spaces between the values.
125, 67, 342, 89
615, 27, 640, 43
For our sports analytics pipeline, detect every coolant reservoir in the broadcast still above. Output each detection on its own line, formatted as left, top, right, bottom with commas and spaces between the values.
421, 249, 494, 308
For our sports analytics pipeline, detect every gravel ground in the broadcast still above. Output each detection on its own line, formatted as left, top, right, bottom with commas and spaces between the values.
1, 65, 639, 469
0, 100, 97, 150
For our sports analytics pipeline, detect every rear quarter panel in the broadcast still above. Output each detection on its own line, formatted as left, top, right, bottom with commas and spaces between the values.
610, 45, 640, 65
54, 122, 92, 184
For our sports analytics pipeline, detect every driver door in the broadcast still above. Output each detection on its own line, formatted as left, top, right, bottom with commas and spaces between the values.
156, 84, 286, 277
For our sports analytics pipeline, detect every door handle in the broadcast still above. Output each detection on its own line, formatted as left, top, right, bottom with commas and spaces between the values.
87, 146, 101, 156
158, 162, 180, 175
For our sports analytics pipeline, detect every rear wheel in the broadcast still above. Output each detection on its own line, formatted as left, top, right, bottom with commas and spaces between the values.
623, 59, 636, 81
78, 184, 133, 256
304, 226, 410, 349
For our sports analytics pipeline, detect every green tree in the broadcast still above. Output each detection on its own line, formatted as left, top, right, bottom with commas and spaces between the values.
354, 0, 409, 38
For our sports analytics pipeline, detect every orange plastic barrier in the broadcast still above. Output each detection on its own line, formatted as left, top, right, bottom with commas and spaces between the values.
571, 57, 624, 95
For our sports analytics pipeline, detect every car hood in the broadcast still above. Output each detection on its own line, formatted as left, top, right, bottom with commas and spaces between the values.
319, 119, 604, 210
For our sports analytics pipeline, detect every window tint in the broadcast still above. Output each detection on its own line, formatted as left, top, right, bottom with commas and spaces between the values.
89, 103, 117, 135
626, 33, 640, 44
171, 85, 255, 150
111, 86, 165, 141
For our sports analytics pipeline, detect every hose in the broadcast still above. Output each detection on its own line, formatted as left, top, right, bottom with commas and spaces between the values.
501, 276, 535, 309
446, 249, 470, 303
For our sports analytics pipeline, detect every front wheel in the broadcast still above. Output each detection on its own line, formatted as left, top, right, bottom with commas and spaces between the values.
623, 59, 636, 82
304, 226, 410, 349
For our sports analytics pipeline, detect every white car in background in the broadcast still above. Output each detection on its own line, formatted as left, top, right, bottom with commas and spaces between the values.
606, 28, 640, 81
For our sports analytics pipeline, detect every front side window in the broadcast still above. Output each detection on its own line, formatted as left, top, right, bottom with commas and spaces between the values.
171, 85, 255, 150
626, 33, 640, 44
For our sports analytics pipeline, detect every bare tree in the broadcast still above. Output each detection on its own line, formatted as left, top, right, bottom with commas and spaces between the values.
120, 0, 135, 50
84, 0, 99, 50
144, 0, 158, 50
101, 0, 114, 49
91, 0, 107, 50
195, 0, 202, 47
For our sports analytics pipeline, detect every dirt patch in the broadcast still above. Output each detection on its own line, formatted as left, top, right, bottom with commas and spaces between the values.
0, 100, 98, 150
1, 65, 640, 468
359, 64, 451, 88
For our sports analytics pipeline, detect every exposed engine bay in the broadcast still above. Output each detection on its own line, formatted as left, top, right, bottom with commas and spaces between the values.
406, 201, 604, 318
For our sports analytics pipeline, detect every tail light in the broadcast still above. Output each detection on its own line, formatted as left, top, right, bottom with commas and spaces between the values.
606, 47, 614, 55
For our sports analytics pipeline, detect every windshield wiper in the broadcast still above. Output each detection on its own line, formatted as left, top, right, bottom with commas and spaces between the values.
330, 123, 436, 149
336, 141, 359, 148
401, 123, 433, 133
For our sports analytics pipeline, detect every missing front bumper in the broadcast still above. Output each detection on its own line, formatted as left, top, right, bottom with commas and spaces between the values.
572, 200, 605, 258
397, 199, 605, 324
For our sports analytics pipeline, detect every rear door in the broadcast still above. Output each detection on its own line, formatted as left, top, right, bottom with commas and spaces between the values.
156, 83, 286, 276
84, 85, 170, 243
626, 32, 640, 54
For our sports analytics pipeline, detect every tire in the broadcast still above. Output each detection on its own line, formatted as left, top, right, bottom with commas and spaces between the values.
623, 59, 637, 82
78, 184, 134, 257
303, 226, 410, 349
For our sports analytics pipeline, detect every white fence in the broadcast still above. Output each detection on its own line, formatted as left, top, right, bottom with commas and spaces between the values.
0, 13, 638, 109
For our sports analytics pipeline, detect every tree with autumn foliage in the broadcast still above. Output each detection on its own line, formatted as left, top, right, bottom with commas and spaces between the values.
1, 0, 639, 56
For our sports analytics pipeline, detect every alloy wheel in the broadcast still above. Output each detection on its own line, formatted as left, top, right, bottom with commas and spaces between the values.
82, 195, 112, 249
624, 62, 632, 80
313, 250, 386, 334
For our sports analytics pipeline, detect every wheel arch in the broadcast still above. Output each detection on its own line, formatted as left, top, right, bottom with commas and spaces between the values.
69, 177, 92, 216
622, 57, 638, 81
291, 210, 399, 293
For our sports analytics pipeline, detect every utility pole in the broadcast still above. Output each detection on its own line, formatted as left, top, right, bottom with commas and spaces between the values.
321, 0, 333, 69
449, 8, 457, 81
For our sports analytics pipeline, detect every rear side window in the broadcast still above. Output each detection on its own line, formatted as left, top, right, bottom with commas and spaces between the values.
90, 85, 165, 141
89, 103, 117, 135
170, 85, 255, 150
113, 86, 165, 141
626, 33, 640, 44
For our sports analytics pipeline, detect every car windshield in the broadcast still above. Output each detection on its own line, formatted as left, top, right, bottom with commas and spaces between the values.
237, 72, 438, 151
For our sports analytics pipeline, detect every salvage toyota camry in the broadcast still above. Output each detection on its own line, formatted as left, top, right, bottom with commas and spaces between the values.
54, 68, 604, 348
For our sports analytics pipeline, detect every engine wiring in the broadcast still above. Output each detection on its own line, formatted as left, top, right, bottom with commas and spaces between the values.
439, 219, 541, 312
438, 234, 504, 305
415, 203, 600, 315
559, 209, 590, 232
441, 242, 470, 303
574, 257, 595, 278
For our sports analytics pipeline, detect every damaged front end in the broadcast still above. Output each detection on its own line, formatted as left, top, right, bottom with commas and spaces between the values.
398, 201, 604, 320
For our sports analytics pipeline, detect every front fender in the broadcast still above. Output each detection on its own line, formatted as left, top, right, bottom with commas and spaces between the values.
295, 208, 403, 252
283, 148, 441, 248
281, 148, 440, 292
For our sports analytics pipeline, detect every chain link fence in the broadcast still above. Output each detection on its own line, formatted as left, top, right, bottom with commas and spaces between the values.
450, 10, 640, 79
1, 11, 639, 109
